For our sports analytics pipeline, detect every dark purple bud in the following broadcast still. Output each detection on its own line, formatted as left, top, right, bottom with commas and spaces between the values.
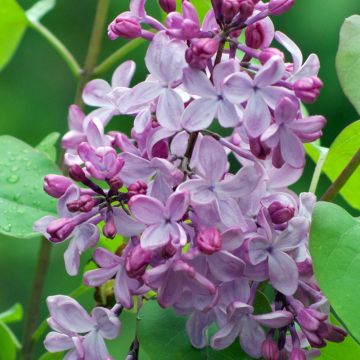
185, 38, 219, 70
318, 323, 347, 343
268, 0, 295, 15
261, 338, 280, 360
211, 0, 223, 19
222, 0, 241, 22
249, 136, 271, 159
152, 139, 169, 159
47, 218, 75, 242
302, 328, 326, 348
44, 175, 73, 199
103, 212, 117, 239
69, 165, 86, 182
161, 241, 177, 259
246, 22, 266, 49
159, 0, 176, 13
289, 348, 306, 360
297, 308, 322, 332
197, 228, 221, 255
238, 0, 255, 21
259, 47, 285, 65
125, 244, 152, 278
108, 177, 123, 192
294, 76, 323, 103
268, 201, 295, 225
108, 15, 142, 40
128, 180, 148, 199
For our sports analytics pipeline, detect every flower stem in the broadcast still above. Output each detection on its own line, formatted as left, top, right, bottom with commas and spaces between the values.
20, 238, 52, 360
94, 38, 145, 77
29, 21, 81, 79
321, 147, 360, 202
74, 0, 111, 105
309, 147, 329, 194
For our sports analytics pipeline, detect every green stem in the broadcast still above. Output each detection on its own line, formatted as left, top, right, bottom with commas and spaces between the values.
20, 238, 52, 360
309, 147, 329, 194
321, 147, 360, 202
29, 21, 81, 79
74, 0, 111, 105
94, 38, 145, 77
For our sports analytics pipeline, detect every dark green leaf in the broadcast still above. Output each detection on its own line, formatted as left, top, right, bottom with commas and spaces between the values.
310, 202, 360, 343
0, 136, 60, 238
138, 300, 252, 359
336, 15, 360, 114
0, 0, 28, 71
39, 352, 64, 360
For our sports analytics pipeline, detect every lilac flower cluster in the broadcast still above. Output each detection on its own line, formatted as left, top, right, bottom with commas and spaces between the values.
35, 1, 346, 359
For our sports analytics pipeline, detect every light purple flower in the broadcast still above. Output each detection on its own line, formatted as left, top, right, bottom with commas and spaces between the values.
181, 60, 243, 131
223, 56, 291, 137
44, 295, 120, 360
129, 191, 189, 249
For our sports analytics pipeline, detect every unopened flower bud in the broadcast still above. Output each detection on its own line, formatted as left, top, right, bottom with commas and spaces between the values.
69, 165, 86, 182
108, 177, 123, 192
197, 228, 221, 255
268, 201, 295, 224
186, 38, 219, 70
261, 338, 280, 360
289, 348, 306, 360
246, 19, 274, 49
259, 47, 285, 64
44, 175, 73, 198
152, 139, 169, 159
125, 245, 152, 278
159, 0, 176, 13
47, 218, 75, 242
222, 0, 242, 22
103, 212, 117, 239
128, 180, 148, 199
161, 241, 177, 259
268, 0, 295, 16
294, 76, 323, 103
108, 15, 142, 40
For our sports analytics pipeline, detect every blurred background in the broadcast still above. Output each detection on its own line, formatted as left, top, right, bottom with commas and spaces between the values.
0, 0, 359, 358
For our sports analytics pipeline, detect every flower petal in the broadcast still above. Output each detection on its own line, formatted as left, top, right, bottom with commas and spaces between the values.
83, 80, 112, 107
165, 191, 190, 221
183, 67, 216, 97
112, 60, 136, 88
140, 223, 170, 250
129, 195, 165, 224
223, 72, 253, 104
280, 128, 305, 168
156, 88, 183, 130
217, 100, 242, 128
255, 56, 285, 88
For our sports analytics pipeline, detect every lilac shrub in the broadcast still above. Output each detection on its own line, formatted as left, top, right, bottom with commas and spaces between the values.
34, 0, 347, 358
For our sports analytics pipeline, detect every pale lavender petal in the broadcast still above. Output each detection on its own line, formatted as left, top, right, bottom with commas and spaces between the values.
130, 81, 163, 106
129, 195, 164, 224
223, 72, 253, 104
280, 128, 305, 168
93, 247, 121, 268
260, 86, 294, 109
261, 124, 280, 147
178, 179, 215, 204
68, 104, 85, 132
211, 321, 240, 350
158, 268, 184, 307
183, 67, 216, 97
208, 251, 245, 282
244, 93, 271, 138
130, 0, 146, 17
44, 332, 74, 352
74, 223, 99, 253
85, 118, 109, 148
83, 80, 112, 107
112, 60, 136, 88
156, 89, 183, 130
181, 98, 218, 131
274, 217, 309, 251
221, 228, 246, 251
239, 316, 265, 358
47, 296, 95, 333
134, 107, 152, 133
170, 131, 189, 157
91, 307, 120, 340
268, 251, 299, 295
113, 207, 146, 237
187, 312, 213, 349
64, 239, 80, 277
288, 116, 326, 134
165, 191, 190, 221
146, 127, 175, 159
83, 331, 109, 360
213, 60, 239, 92
198, 136, 227, 183
274, 96, 299, 124
275, 31, 303, 72
114, 267, 133, 308
83, 267, 119, 287
33, 215, 56, 239
267, 163, 303, 189
216, 198, 247, 229
119, 152, 153, 184
253, 310, 294, 328
217, 100, 242, 128
289, 54, 320, 83
140, 223, 170, 249
255, 56, 285, 88
248, 237, 270, 265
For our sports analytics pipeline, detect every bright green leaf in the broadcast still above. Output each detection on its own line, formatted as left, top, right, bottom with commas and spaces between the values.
39, 352, 64, 360
336, 15, 360, 115
0, 0, 28, 71
0, 320, 20, 360
139, 300, 252, 359
0, 136, 60, 238
310, 202, 360, 343
0, 304, 23, 324
36, 132, 60, 162
26, 0, 56, 23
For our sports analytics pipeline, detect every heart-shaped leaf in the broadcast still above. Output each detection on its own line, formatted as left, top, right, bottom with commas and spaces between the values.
336, 15, 360, 115
0, 0, 28, 71
310, 202, 360, 343
0, 136, 60, 238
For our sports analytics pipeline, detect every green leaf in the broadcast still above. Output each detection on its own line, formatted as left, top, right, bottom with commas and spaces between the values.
0, 136, 60, 238
0, 320, 20, 360
336, 15, 360, 115
139, 301, 252, 359
39, 352, 64, 360
310, 202, 360, 343
0, 0, 28, 71
36, 132, 60, 162
308, 121, 360, 209
26, 0, 56, 23
253, 290, 272, 315
0, 304, 23, 324
175, 0, 211, 21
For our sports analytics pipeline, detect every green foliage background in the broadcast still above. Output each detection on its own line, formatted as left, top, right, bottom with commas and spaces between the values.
0, 0, 359, 357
